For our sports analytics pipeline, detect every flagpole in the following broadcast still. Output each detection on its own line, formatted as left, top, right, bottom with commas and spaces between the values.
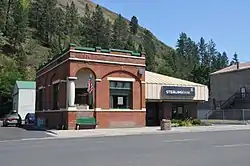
87, 74, 94, 109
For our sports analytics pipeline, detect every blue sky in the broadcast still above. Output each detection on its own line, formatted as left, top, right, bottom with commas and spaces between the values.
92, 0, 249, 62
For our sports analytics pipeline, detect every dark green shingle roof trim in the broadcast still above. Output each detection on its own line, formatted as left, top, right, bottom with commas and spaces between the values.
70, 43, 77, 47
16, 81, 36, 89
95, 46, 102, 50
73, 45, 141, 57
110, 48, 133, 54
75, 47, 96, 52
132, 52, 141, 56
100, 49, 110, 53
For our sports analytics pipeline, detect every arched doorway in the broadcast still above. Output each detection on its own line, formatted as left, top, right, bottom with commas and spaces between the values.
75, 68, 96, 109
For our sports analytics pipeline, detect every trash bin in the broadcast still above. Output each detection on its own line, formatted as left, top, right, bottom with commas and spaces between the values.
160, 119, 171, 130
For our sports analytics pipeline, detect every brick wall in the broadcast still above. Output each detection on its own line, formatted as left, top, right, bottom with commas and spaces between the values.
36, 110, 145, 129
70, 61, 145, 110
36, 61, 70, 110
36, 111, 67, 129
36, 48, 146, 129
36, 111, 95, 130
95, 111, 146, 128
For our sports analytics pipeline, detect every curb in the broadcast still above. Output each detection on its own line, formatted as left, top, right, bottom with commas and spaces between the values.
47, 125, 250, 139
1, 126, 250, 143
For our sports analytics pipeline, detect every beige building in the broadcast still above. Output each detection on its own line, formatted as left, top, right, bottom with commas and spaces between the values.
210, 62, 250, 109
145, 71, 208, 126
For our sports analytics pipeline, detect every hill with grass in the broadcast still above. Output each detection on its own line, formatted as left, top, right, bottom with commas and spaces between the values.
57, 0, 174, 71
0, 0, 231, 103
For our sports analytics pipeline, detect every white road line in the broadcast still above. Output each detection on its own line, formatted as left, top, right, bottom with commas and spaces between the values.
214, 144, 250, 148
164, 138, 197, 143
46, 132, 58, 137
0, 137, 54, 143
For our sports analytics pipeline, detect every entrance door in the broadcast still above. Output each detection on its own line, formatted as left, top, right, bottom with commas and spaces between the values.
172, 105, 184, 120
53, 83, 59, 110
146, 102, 159, 126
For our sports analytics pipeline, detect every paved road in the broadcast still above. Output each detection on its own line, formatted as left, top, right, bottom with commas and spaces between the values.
0, 126, 52, 141
0, 130, 249, 166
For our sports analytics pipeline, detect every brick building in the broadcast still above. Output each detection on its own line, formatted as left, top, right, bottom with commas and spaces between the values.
36, 44, 209, 129
36, 44, 146, 129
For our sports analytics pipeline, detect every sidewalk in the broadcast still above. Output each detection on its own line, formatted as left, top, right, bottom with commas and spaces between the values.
47, 124, 250, 139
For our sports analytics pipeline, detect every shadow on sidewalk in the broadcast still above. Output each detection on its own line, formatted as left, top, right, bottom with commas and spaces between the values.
21, 124, 57, 135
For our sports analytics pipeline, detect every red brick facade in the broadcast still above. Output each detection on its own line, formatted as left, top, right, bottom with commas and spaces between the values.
36, 46, 146, 129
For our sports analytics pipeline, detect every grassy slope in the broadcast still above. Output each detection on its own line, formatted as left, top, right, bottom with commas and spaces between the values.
57, 0, 174, 70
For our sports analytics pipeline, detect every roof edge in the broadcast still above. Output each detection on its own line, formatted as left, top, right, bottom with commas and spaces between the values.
145, 71, 207, 87
36, 43, 144, 73
210, 66, 250, 76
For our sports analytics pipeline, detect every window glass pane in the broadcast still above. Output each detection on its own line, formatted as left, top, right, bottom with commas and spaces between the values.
109, 81, 132, 109
116, 82, 122, 88
110, 81, 132, 90
110, 81, 116, 88
123, 82, 131, 89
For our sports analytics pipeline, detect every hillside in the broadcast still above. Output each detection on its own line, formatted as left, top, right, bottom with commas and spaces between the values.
0, 0, 231, 104
57, 0, 174, 69
58, 0, 118, 21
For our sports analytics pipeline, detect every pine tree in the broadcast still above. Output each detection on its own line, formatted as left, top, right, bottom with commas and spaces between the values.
111, 14, 128, 49
207, 39, 217, 67
103, 19, 111, 48
198, 37, 208, 65
0, 31, 8, 48
158, 49, 179, 77
124, 35, 135, 50
176, 32, 188, 57
230, 52, 239, 65
129, 16, 138, 35
51, 7, 67, 54
92, 5, 105, 47
190, 63, 210, 86
176, 32, 197, 79
137, 43, 144, 52
65, 1, 79, 43
80, 4, 94, 47
6, 0, 30, 48
142, 29, 156, 71
221, 51, 229, 68
30, 0, 57, 44
194, 37, 212, 85
4, 0, 11, 34
0, 0, 7, 31
211, 51, 229, 72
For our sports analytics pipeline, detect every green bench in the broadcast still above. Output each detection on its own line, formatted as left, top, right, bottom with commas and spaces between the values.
76, 117, 96, 130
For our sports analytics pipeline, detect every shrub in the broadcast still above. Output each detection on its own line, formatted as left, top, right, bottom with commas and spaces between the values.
171, 119, 182, 124
179, 121, 187, 126
185, 120, 193, 126
192, 119, 201, 125
171, 119, 202, 127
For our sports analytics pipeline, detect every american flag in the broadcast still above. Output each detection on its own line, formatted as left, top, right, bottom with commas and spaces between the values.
87, 75, 94, 93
